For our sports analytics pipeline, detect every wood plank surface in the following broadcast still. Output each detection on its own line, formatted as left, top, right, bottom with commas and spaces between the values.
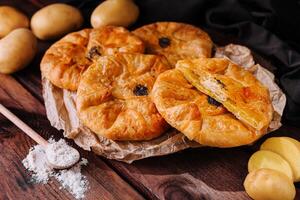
106, 126, 300, 200
0, 74, 144, 200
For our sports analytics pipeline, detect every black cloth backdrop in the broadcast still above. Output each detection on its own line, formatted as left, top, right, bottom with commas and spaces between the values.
64, 0, 300, 127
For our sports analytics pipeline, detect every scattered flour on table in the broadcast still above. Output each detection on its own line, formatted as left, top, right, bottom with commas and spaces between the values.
55, 158, 89, 199
22, 144, 53, 183
22, 138, 89, 199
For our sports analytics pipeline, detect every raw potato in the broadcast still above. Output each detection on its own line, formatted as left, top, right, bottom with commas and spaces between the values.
261, 137, 300, 182
285, 137, 300, 148
0, 28, 37, 74
91, 0, 139, 28
0, 6, 29, 38
244, 168, 295, 200
248, 150, 293, 180
31, 3, 83, 40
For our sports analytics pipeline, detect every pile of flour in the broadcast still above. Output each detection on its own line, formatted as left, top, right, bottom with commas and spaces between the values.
46, 139, 80, 169
22, 138, 89, 199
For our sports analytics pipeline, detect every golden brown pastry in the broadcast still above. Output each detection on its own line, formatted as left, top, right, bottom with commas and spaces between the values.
77, 53, 170, 141
41, 29, 91, 91
152, 69, 263, 147
86, 26, 144, 61
176, 58, 273, 132
133, 22, 213, 66
41, 26, 144, 91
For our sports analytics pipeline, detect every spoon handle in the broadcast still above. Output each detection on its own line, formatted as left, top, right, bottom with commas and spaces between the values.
0, 103, 48, 147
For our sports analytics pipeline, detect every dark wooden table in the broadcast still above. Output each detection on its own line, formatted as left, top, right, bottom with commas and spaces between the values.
1, 1, 300, 199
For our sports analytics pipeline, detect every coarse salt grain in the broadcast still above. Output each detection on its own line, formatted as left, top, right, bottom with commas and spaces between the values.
22, 138, 89, 199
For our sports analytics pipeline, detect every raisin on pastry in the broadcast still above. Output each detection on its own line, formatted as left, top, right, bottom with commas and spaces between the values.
152, 69, 266, 147
176, 58, 273, 132
76, 53, 170, 141
133, 22, 213, 66
41, 26, 144, 91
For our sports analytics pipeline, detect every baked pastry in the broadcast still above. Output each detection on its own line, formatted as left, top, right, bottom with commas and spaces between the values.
176, 58, 273, 132
86, 26, 144, 61
77, 53, 170, 141
152, 69, 264, 147
41, 26, 144, 91
133, 22, 213, 66
41, 29, 92, 91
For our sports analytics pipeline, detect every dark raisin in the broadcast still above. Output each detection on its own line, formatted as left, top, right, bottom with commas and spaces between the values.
216, 79, 225, 88
133, 84, 148, 96
207, 96, 222, 107
87, 46, 101, 59
159, 37, 171, 48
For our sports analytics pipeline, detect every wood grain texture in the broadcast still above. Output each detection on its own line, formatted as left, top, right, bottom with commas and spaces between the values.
106, 126, 300, 200
0, 74, 144, 200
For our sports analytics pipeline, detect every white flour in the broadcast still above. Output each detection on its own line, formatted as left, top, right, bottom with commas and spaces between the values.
22, 138, 89, 199
45, 139, 80, 169
56, 158, 89, 199
22, 144, 53, 183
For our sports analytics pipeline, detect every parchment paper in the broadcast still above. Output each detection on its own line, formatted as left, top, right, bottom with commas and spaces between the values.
42, 44, 286, 163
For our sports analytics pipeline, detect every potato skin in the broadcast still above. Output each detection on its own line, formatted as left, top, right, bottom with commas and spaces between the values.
0, 28, 37, 74
91, 0, 139, 28
0, 6, 29, 38
31, 3, 83, 40
244, 168, 296, 200
248, 150, 294, 180
261, 136, 300, 182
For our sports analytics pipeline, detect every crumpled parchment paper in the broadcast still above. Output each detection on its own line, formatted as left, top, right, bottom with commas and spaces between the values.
42, 44, 286, 163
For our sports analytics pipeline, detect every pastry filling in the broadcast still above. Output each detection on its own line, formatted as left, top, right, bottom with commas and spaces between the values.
159, 37, 171, 48
207, 96, 222, 107
216, 79, 225, 88
133, 84, 148, 96
201, 79, 227, 101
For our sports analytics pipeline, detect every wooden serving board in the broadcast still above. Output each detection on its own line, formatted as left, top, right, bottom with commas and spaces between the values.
1, 1, 300, 200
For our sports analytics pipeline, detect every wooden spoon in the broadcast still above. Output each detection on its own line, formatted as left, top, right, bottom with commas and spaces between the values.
0, 103, 80, 169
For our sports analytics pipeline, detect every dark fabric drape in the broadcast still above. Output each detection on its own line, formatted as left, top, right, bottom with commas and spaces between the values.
63, 0, 300, 126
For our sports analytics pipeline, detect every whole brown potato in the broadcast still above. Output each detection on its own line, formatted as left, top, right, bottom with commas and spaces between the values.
91, 0, 139, 28
0, 6, 29, 38
0, 28, 37, 74
31, 3, 83, 40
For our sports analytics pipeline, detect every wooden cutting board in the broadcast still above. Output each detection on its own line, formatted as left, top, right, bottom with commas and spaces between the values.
0, 1, 300, 199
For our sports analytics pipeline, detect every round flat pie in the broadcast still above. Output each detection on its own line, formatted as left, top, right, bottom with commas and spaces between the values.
41, 29, 92, 91
41, 26, 144, 91
77, 53, 170, 141
133, 22, 213, 66
176, 58, 273, 132
86, 26, 144, 61
151, 69, 264, 147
